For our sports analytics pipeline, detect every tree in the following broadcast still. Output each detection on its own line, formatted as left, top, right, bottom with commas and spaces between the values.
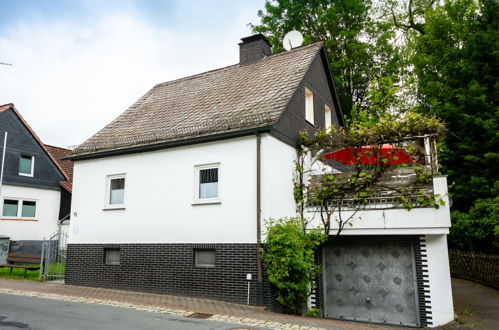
449, 197, 499, 253
408, 0, 498, 210
263, 217, 326, 315
251, 0, 404, 117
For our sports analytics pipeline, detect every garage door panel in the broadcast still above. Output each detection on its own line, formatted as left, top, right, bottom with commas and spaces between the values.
324, 239, 420, 326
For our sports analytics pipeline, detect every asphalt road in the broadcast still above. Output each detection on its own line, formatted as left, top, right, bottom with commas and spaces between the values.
0, 293, 264, 330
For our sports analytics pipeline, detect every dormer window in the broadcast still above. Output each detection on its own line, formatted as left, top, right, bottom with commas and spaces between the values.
305, 87, 314, 125
325, 105, 332, 130
19, 155, 34, 177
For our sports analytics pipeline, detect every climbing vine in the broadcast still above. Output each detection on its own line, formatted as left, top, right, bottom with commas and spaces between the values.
295, 112, 446, 236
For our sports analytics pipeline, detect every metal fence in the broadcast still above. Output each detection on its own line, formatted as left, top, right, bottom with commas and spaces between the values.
448, 249, 499, 289
40, 230, 68, 281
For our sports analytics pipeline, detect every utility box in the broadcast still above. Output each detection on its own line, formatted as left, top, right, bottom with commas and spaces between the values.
0, 236, 9, 264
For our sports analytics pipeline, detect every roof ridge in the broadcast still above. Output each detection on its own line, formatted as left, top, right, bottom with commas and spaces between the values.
0, 103, 14, 113
45, 144, 70, 151
154, 41, 323, 89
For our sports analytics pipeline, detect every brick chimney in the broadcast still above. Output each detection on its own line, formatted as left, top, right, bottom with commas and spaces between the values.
239, 34, 272, 65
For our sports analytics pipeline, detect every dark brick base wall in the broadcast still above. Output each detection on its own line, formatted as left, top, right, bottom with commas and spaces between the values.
66, 243, 275, 307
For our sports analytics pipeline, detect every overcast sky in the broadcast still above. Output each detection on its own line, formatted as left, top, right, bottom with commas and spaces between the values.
0, 0, 264, 147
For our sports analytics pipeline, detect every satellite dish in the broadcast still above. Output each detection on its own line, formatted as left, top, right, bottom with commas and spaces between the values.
283, 30, 304, 50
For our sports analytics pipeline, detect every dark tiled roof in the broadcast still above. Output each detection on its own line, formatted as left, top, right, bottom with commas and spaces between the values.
45, 145, 74, 182
72, 43, 324, 156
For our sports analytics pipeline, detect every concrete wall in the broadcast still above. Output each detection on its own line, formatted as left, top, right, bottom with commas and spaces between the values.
0, 184, 61, 240
425, 234, 455, 327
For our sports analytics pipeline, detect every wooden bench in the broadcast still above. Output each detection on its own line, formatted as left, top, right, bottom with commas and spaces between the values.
0, 252, 42, 278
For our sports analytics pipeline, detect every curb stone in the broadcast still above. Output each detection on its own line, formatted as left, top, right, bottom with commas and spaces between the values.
0, 288, 328, 330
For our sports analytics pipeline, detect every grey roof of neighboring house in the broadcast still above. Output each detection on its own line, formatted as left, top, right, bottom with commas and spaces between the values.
71, 42, 324, 157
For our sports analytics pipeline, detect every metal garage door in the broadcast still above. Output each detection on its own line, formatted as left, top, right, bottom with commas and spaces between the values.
323, 238, 420, 327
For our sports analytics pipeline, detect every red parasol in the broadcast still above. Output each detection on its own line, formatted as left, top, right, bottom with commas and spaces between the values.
323, 144, 414, 166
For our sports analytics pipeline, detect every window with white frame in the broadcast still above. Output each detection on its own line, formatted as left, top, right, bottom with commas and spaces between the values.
105, 174, 126, 208
194, 164, 220, 203
305, 87, 314, 125
324, 104, 332, 130
2, 198, 37, 219
19, 155, 34, 176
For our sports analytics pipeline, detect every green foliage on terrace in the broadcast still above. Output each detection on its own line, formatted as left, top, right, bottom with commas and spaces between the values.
294, 112, 446, 236
301, 112, 446, 150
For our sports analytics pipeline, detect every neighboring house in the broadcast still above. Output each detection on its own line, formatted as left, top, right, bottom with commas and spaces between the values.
65, 35, 453, 327
0, 104, 72, 255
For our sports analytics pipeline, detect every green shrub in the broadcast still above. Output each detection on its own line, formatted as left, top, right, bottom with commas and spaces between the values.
449, 197, 499, 254
262, 217, 326, 315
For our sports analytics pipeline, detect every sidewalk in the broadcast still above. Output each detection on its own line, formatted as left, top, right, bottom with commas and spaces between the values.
0, 278, 388, 330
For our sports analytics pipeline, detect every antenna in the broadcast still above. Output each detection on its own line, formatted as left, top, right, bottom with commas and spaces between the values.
282, 30, 304, 51
0, 62, 12, 66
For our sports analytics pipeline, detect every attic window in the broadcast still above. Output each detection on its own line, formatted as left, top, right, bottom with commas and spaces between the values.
305, 88, 314, 125
19, 155, 34, 177
325, 105, 332, 130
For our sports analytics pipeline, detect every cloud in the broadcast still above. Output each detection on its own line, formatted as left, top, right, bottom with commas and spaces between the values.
0, 1, 262, 147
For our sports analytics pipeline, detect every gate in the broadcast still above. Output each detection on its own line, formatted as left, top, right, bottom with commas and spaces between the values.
40, 230, 68, 281
323, 237, 421, 327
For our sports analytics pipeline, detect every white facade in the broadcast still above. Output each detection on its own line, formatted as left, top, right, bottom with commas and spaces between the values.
0, 184, 61, 240
69, 133, 454, 327
71, 135, 242, 243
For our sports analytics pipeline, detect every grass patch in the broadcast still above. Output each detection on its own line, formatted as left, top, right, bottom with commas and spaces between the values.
0, 262, 65, 281
0, 265, 41, 280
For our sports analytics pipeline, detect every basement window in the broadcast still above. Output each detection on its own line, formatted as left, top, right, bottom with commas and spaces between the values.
195, 249, 216, 268
105, 248, 120, 265
19, 155, 34, 177
305, 87, 314, 125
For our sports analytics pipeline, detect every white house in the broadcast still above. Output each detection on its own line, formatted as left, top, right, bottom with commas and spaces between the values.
65, 35, 453, 327
0, 104, 73, 258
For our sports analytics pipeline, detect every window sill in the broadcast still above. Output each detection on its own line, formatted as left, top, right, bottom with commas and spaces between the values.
305, 120, 316, 127
0, 218, 38, 222
19, 173, 34, 177
102, 207, 126, 211
191, 200, 221, 206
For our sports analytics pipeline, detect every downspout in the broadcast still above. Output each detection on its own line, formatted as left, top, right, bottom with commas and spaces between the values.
256, 132, 264, 306
0, 132, 8, 199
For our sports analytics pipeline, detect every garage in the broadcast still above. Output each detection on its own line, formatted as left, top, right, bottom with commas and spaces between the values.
323, 236, 422, 327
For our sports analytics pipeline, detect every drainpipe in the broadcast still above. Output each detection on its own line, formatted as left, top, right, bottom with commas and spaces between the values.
0, 132, 8, 199
256, 132, 264, 306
